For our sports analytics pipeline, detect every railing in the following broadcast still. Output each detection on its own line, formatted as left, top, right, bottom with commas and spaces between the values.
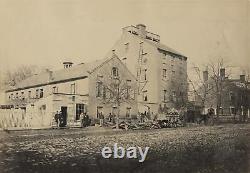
123, 25, 160, 43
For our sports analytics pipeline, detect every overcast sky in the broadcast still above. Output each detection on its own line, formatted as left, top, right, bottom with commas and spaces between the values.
0, 0, 249, 75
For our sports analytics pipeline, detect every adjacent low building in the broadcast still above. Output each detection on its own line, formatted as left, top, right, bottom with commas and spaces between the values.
3, 54, 137, 128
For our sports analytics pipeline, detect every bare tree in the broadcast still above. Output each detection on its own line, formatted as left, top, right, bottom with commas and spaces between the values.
96, 73, 137, 128
3, 65, 37, 88
2, 65, 50, 90
189, 58, 232, 118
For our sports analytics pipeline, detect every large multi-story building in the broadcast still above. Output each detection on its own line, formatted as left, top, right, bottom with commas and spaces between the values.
3, 55, 137, 128
2, 24, 188, 128
107, 24, 188, 114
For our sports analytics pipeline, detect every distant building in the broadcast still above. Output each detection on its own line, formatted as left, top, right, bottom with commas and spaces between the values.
4, 55, 137, 128
106, 24, 188, 114
196, 68, 250, 118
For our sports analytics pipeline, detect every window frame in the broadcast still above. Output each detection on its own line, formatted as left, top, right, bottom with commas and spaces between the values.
76, 104, 84, 120
112, 67, 119, 77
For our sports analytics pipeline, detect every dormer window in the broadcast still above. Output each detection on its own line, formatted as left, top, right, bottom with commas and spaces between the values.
112, 67, 119, 77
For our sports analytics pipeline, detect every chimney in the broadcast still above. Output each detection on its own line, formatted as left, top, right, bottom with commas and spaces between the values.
240, 74, 245, 82
63, 61, 73, 69
220, 68, 225, 79
136, 24, 147, 38
203, 70, 208, 82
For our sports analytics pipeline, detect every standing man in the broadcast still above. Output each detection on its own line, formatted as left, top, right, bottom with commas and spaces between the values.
99, 112, 104, 127
80, 112, 84, 127
58, 111, 63, 127
54, 111, 59, 128
208, 106, 215, 125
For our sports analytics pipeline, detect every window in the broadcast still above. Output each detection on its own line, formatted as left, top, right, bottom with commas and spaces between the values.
112, 67, 119, 77
103, 86, 106, 100
172, 91, 176, 102
229, 91, 235, 103
11, 93, 13, 100
125, 87, 130, 99
71, 83, 76, 94
36, 89, 39, 98
137, 68, 141, 78
96, 82, 102, 97
76, 104, 84, 120
163, 69, 167, 78
163, 90, 167, 102
52, 86, 58, 93
126, 107, 131, 117
144, 69, 147, 80
230, 107, 236, 115
125, 80, 131, 99
28, 91, 31, 99
16, 92, 18, 99
21, 92, 25, 100
143, 90, 148, 101
40, 89, 43, 98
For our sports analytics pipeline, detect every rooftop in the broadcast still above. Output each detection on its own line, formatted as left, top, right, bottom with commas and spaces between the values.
6, 56, 115, 92
123, 24, 187, 58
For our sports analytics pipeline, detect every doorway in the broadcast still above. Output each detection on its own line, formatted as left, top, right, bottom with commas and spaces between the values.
60, 106, 67, 127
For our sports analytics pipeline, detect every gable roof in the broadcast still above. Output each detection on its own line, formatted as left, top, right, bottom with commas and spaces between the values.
127, 31, 187, 59
144, 39, 187, 59
6, 55, 120, 92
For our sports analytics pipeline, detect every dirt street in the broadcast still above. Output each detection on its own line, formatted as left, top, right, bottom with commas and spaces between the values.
0, 124, 249, 173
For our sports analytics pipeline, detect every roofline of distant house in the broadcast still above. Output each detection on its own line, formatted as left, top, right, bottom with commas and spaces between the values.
5, 76, 88, 93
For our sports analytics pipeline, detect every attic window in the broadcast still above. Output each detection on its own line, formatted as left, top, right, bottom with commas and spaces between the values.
112, 67, 119, 77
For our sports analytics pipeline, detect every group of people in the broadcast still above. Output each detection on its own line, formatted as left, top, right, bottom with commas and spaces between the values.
54, 111, 90, 128
97, 112, 116, 127
79, 112, 90, 127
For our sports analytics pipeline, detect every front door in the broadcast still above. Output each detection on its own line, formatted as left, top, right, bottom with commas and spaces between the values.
60, 106, 67, 127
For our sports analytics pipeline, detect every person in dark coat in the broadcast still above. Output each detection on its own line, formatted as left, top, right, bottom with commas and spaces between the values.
83, 113, 89, 127
54, 111, 60, 128
208, 107, 215, 125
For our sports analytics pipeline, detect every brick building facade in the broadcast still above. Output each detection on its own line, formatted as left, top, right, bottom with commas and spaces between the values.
106, 24, 188, 114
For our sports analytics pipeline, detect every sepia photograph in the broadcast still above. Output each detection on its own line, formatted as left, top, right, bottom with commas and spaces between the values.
0, 0, 249, 172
